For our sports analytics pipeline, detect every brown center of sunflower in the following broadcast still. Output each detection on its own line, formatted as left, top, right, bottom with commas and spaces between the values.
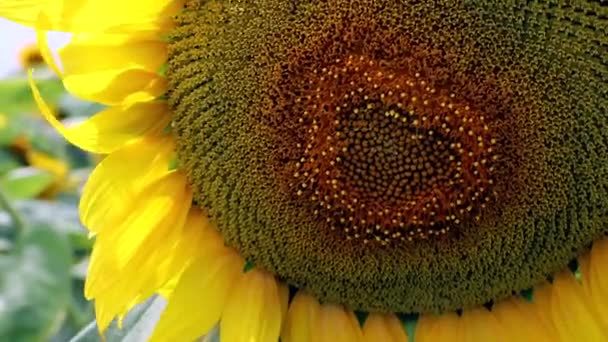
282, 56, 497, 244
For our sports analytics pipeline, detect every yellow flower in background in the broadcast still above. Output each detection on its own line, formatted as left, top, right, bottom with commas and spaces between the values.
0, 113, 7, 129
1, 107, 70, 199
1, 1, 607, 341
17, 43, 45, 70
10, 135, 71, 198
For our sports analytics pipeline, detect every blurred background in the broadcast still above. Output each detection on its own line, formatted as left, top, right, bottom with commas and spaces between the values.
0, 17, 99, 342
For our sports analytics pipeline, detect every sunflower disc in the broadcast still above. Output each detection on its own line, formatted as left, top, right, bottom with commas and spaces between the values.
169, 0, 608, 313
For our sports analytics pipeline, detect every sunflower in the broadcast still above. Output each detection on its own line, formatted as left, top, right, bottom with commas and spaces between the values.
1, 1, 607, 341
17, 43, 45, 70
1, 107, 70, 199
9, 135, 70, 198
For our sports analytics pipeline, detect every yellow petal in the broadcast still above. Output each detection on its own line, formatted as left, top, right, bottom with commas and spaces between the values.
86, 171, 191, 332
79, 136, 174, 233
26, 150, 68, 178
415, 312, 460, 342
0, 0, 184, 33
314, 304, 363, 342
86, 170, 189, 285
60, 33, 167, 76
35, 27, 62, 77
221, 269, 283, 342
278, 281, 290, 333
582, 238, 608, 331
550, 270, 608, 341
24, 150, 69, 197
150, 248, 243, 342
363, 313, 408, 342
492, 296, 557, 341
460, 307, 506, 342
155, 209, 214, 298
56, 33, 168, 105
281, 292, 321, 342
62, 69, 166, 106
30, 71, 170, 152
67, 101, 171, 153
529, 281, 556, 336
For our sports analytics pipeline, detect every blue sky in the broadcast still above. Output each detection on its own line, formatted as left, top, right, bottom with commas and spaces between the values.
0, 18, 70, 77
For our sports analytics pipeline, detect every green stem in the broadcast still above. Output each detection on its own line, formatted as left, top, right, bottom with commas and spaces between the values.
0, 189, 25, 236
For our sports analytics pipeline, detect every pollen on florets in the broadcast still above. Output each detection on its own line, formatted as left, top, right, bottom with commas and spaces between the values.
284, 56, 497, 244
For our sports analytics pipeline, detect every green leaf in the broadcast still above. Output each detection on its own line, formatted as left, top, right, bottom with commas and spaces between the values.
14, 200, 91, 251
0, 167, 55, 199
0, 225, 72, 342
70, 296, 167, 342
0, 150, 21, 176
26, 119, 69, 158
50, 279, 94, 342
0, 124, 20, 146
0, 78, 65, 115
0, 200, 92, 253
14, 200, 84, 235
0, 237, 11, 253
0, 115, 68, 162
71, 257, 89, 280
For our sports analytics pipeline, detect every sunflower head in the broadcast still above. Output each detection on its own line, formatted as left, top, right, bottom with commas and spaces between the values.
17, 43, 45, 70
169, 0, 608, 313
